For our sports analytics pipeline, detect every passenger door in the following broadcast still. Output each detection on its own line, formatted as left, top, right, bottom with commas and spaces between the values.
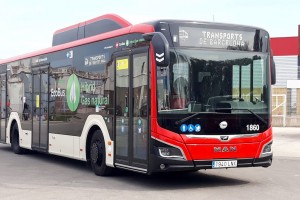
0, 68, 7, 143
32, 65, 49, 151
114, 47, 149, 172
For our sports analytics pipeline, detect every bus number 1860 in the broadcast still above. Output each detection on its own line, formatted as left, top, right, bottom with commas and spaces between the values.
246, 124, 260, 131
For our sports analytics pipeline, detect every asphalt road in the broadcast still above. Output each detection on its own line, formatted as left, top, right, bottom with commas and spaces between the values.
0, 127, 299, 200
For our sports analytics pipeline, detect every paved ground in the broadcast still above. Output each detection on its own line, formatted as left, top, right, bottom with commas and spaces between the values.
0, 127, 299, 200
272, 127, 300, 157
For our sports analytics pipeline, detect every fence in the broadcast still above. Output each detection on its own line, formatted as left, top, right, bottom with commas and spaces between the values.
272, 88, 300, 127
272, 94, 286, 126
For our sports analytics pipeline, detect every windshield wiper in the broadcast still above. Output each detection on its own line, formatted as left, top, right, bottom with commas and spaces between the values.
216, 108, 268, 125
175, 112, 205, 125
175, 108, 267, 125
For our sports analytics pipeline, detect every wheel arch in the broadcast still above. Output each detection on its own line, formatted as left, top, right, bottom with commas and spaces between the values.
80, 115, 114, 167
9, 119, 17, 143
6, 112, 22, 144
86, 125, 101, 163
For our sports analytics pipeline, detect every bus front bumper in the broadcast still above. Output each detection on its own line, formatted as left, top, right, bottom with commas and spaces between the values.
149, 154, 272, 173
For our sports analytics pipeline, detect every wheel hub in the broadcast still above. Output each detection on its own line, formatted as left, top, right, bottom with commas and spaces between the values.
91, 141, 104, 165
91, 143, 99, 164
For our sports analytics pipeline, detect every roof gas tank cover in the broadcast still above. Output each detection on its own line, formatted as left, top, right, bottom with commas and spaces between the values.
52, 14, 132, 46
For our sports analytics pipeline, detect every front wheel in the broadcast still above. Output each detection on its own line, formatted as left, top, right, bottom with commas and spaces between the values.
90, 130, 113, 176
11, 124, 26, 154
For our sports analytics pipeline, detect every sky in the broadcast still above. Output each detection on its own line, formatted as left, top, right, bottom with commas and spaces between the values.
0, 0, 300, 59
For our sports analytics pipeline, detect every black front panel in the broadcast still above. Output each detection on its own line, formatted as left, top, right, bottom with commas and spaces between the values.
158, 113, 269, 135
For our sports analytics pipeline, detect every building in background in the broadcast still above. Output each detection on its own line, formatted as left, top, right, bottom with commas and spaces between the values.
270, 25, 300, 126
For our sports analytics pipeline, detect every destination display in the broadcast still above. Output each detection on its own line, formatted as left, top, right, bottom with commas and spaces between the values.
178, 26, 256, 51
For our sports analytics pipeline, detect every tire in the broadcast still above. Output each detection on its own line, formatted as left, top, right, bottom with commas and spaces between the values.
90, 130, 112, 176
11, 124, 26, 154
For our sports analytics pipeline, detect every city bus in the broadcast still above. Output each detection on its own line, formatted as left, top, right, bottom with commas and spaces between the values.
0, 14, 276, 176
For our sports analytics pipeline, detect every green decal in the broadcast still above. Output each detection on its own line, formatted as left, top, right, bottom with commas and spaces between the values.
66, 74, 80, 111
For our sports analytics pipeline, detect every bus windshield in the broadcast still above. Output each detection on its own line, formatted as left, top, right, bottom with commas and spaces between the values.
156, 49, 270, 134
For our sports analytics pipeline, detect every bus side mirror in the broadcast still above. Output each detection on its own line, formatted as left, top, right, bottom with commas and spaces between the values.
143, 32, 170, 67
270, 52, 276, 85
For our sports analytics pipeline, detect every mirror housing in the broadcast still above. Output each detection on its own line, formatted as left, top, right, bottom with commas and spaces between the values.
270, 51, 276, 85
143, 32, 170, 67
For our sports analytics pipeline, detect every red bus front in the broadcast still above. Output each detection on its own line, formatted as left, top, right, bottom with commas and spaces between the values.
148, 23, 273, 172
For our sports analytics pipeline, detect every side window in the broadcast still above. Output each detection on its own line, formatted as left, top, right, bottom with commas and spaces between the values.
232, 64, 251, 102
133, 53, 148, 117
172, 54, 189, 109
20, 59, 32, 122
7, 61, 22, 116
49, 67, 69, 123
104, 59, 115, 138
253, 59, 265, 101
232, 58, 266, 103
116, 56, 129, 157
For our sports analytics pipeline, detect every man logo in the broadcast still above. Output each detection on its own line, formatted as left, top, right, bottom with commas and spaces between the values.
214, 146, 237, 152
66, 74, 80, 111
220, 136, 229, 141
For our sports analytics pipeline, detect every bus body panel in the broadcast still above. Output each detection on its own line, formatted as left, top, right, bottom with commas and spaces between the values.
48, 133, 78, 159
181, 133, 263, 144
6, 111, 114, 166
181, 126, 273, 160
6, 113, 32, 149
186, 142, 260, 160
20, 129, 32, 149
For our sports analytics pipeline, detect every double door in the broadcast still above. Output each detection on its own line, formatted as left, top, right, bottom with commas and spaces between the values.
31, 66, 49, 151
115, 47, 149, 171
0, 72, 6, 143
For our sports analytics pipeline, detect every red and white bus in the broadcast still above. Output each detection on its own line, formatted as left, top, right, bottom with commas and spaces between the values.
0, 14, 275, 175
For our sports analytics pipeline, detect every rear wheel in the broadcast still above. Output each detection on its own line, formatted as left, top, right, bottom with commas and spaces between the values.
11, 124, 26, 154
90, 130, 112, 176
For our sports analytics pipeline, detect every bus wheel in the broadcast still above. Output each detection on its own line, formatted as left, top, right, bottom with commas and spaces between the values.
90, 130, 112, 176
11, 124, 26, 154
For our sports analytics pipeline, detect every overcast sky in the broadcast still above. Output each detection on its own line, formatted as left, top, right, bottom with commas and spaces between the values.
0, 0, 299, 59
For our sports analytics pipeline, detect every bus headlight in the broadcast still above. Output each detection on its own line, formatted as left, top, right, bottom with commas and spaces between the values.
158, 147, 184, 159
261, 141, 272, 157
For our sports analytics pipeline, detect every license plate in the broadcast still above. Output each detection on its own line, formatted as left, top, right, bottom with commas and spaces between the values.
212, 160, 237, 168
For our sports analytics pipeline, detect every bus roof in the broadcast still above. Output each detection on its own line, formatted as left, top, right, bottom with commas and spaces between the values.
52, 14, 132, 46
53, 13, 132, 35
0, 23, 154, 65
0, 15, 269, 65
